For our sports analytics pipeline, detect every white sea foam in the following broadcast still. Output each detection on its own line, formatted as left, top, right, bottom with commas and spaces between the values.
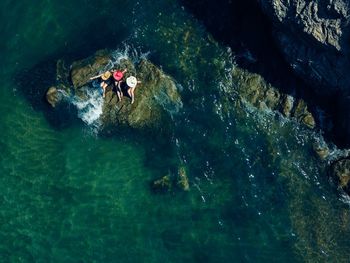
71, 86, 103, 127
67, 44, 151, 129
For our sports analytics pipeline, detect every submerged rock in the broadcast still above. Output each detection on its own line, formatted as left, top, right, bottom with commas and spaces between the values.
177, 166, 190, 191
152, 175, 172, 192
151, 165, 190, 193
331, 158, 350, 195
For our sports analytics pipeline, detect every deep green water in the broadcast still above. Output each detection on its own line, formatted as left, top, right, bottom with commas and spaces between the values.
1, 1, 350, 262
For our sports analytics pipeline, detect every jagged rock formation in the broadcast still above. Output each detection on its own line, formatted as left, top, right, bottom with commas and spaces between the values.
257, 0, 350, 92
331, 158, 350, 195
257, 0, 350, 144
233, 68, 316, 129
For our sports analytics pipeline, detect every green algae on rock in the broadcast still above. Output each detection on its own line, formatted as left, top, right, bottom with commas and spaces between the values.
151, 165, 190, 193
177, 166, 190, 191
100, 59, 182, 131
232, 68, 316, 129
48, 50, 182, 131
70, 50, 112, 89
152, 174, 172, 192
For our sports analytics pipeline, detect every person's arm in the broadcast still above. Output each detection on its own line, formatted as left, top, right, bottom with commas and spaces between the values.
90, 73, 102, 80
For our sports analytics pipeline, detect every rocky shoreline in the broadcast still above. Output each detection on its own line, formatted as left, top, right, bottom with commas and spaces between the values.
40, 46, 350, 196
255, 0, 350, 196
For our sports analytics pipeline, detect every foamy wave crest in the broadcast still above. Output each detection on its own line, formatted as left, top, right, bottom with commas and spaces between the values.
111, 43, 150, 66
71, 86, 103, 127
68, 44, 150, 129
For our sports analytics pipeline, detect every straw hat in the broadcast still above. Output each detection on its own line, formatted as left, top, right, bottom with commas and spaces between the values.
101, 71, 112, 80
126, 76, 138, 88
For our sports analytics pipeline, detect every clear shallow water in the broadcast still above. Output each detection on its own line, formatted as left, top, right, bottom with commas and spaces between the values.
1, 0, 350, 262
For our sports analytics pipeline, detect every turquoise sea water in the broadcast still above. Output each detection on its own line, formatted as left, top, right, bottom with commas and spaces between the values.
1, 1, 350, 262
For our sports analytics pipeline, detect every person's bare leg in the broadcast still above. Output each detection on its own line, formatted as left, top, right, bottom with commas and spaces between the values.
102, 83, 107, 98
115, 82, 123, 101
117, 91, 122, 101
130, 87, 135, 104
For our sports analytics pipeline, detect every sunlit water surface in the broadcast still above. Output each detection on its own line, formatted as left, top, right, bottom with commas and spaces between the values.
1, 1, 350, 262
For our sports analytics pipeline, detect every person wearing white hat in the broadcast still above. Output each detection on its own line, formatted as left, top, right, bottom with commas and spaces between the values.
118, 76, 141, 104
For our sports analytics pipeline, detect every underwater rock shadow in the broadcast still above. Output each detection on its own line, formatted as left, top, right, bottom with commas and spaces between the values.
15, 17, 130, 130
16, 57, 78, 130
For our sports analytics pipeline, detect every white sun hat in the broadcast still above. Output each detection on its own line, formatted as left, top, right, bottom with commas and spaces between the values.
126, 76, 138, 88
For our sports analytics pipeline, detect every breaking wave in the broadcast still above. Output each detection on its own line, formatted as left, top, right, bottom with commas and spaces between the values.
68, 44, 150, 129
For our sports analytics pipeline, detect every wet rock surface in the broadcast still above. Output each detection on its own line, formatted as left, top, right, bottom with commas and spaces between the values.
257, 0, 350, 145
233, 68, 316, 129
258, 0, 350, 92
52, 50, 182, 131
331, 158, 350, 195
46, 86, 60, 107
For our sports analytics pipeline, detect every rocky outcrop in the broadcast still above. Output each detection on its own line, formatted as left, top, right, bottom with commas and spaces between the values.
46, 87, 60, 107
257, 0, 350, 144
331, 158, 350, 195
70, 50, 112, 89
48, 50, 182, 131
233, 68, 316, 128
258, 0, 350, 81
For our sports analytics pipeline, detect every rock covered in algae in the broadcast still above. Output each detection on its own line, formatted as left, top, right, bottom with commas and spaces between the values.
151, 166, 190, 193
68, 50, 182, 131
233, 68, 315, 129
152, 175, 172, 192
102, 60, 182, 131
177, 166, 190, 191
331, 158, 350, 195
70, 50, 112, 89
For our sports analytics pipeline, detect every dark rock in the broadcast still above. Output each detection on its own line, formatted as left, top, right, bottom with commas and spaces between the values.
56, 59, 70, 88
335, 94, 350, 144
331, 158, 350, 195
257, 0, 350, 143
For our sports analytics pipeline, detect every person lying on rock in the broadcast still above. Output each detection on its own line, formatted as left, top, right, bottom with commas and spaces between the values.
90, 71, 113, 98
118, 76, 142, 104
112, 68, 127, 101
